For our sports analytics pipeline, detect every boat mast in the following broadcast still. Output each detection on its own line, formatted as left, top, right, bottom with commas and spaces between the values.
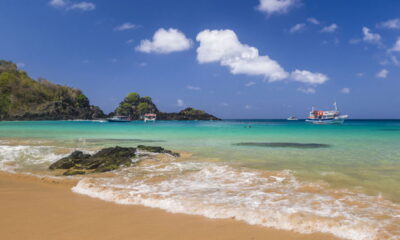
333, 102, 338, 111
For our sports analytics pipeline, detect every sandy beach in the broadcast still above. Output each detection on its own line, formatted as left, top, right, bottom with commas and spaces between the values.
0, 171, 340, 240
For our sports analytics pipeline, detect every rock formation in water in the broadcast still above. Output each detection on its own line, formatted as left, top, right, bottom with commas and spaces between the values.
113, 92, 220, 120
0, 60, 105, 120
49, 145, 180, 175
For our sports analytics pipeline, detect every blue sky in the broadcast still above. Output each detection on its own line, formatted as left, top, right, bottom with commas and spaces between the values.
1, 0, 400, 118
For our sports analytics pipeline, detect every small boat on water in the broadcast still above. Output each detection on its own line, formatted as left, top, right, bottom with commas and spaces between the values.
306, 102, 348, 125
107, 116, 132, 122
144, 113, 156, 122
287, 116, 298, 121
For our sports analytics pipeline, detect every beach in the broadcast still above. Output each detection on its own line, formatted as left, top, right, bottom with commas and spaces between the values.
0, 171, 339, 240
0, 120, 399, 240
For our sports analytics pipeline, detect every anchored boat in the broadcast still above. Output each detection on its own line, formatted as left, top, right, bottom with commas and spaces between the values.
144, 113, 156, 122
306, 102, 348, 125
287, 116, 298, 121
107, 116, 132, 122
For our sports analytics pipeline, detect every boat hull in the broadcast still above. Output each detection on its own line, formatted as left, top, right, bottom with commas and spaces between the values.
107, 119, 131, 122
306, 117, 346, 125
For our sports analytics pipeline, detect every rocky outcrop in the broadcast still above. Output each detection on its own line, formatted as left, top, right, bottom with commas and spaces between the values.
158, 108, 220, 121
49, 145, 179, 175
137, 145, 180, 157
0, 60, 105, 120
113, 93, 220, 120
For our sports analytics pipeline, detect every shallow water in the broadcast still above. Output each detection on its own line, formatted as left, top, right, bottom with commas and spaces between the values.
0, 120, 399, 240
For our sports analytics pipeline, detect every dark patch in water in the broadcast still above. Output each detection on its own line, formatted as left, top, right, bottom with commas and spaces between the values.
233, 142, 331, 149
377, 129, 400, 132
77, 138, 166, 143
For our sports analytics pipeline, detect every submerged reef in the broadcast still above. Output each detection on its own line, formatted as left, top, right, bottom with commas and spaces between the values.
233, 142, 331, 149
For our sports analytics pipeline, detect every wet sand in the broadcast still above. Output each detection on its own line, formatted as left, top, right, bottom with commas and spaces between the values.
0, 172, 340, 240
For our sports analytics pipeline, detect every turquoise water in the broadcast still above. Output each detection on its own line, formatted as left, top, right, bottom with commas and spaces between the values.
1, 120, 400, 240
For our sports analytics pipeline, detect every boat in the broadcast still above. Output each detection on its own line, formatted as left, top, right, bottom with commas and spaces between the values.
144, 113, 156, 122
306, 102, 348, 125
107, 116, 131, 122
287, 116, 298, 121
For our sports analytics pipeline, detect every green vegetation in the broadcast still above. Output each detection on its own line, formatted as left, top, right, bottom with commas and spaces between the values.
0, 60, 105, 120
115, 92, 158, 119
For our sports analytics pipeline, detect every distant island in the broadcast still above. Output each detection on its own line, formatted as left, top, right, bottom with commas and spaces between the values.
0, 60, 219, 121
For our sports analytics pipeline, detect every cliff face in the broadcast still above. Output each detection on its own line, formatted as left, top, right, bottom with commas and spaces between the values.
0, 60, 105, 120
113, 93, 220, 121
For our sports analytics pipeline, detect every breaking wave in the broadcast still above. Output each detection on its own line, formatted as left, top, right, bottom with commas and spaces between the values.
72, 159, 400, 240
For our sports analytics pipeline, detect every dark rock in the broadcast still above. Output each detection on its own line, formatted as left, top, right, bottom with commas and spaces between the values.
157, 108, 220, 121
233, 142, 331, 149
49, 146, 136, 174
137, 145, 180, 157
63, 170, 86, 176
49, 151, 90, 170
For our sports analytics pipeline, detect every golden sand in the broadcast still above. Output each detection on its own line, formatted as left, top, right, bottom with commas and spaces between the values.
0, 171, 340, 240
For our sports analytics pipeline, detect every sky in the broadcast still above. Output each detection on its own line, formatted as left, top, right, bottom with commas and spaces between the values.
1, 0, 400, 119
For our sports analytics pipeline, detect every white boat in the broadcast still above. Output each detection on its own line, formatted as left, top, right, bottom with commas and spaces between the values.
287, 116, 298, 121
144, 113, 156, 122
306, 102, 348, 125
107, 116, 131, 122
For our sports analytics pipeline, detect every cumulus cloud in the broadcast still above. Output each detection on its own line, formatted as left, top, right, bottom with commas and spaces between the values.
196, 29, 328, 87
291, 70, 328, 85
340, 88, 350, 94
376, 69, 388, 78
321, 24, 338, 33
378, 18, 400, 29
114, 23, 137, 31
307, 17, 319, 25
289, 23, 306, 33
196, 29, 289, 81
257, 0, 298, 15
297, 87, 316, 94
362, 27, 381, 44
136, 28, 192, 54
49, 0, 95, 11
176, 99, 185, 107
187, 85, 201, 91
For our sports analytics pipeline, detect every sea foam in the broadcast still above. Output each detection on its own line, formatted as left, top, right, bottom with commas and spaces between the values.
72, 159, 400, 240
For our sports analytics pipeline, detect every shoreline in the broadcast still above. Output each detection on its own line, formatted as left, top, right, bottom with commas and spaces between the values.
0, 171, 340, 240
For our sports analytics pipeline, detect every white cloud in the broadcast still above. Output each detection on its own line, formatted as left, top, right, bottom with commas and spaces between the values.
187, 85, 201, 91
362, 27, 381, 44
289, 23, 306, 33
379, 18, 400, 29
297, 87, 316, 94
176, 99, 185, 107
68, 2, 95, 11
307, 17, 319, 25
321, 24, 338, 33
291, 70, 328, 85
257, 0, 298, 15
196, 29, 328, 87
340, 88, 350, 94
114, 23, 137, 31
196, 29, 289, 81
245, 105, 252, 110
49, 0, 95, 11
220, 102, 229, 107
389, 37, 400, 52
49, 0, 66, 8
126, 39, 134, 44
136, 28, 192, 54
376, 69, 388, 78
245, 81, 256, 87
16, 63, 25, 68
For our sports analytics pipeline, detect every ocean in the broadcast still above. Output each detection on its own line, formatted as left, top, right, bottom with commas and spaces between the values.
0, 120, 399, 240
